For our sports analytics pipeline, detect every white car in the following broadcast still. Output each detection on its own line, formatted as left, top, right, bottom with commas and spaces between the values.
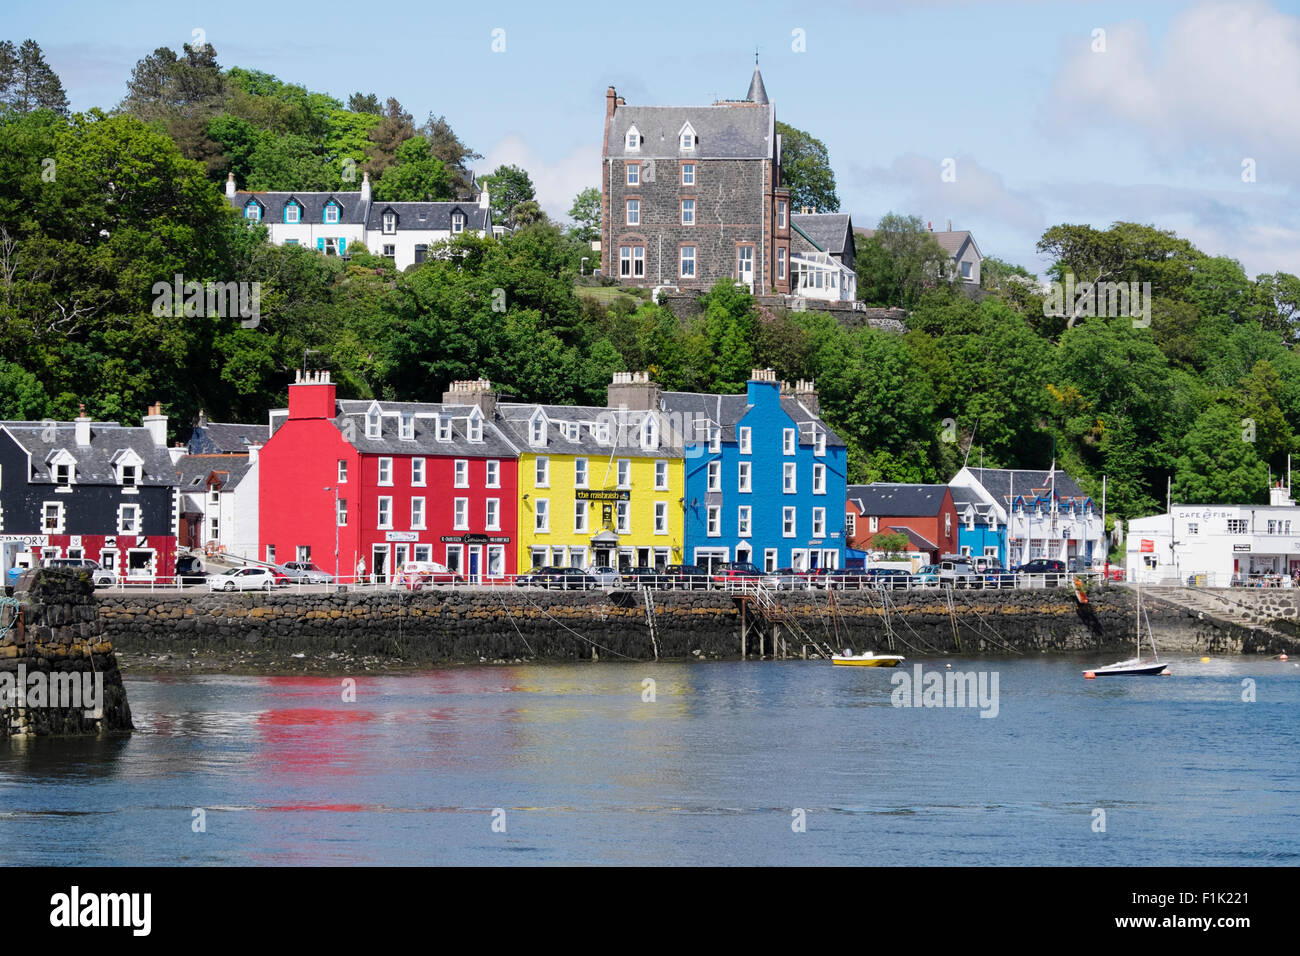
210, 567, 277, 591
587, 566, 623, 587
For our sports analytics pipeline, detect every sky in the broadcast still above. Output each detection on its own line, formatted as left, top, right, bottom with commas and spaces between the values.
6, 0, 1299, 278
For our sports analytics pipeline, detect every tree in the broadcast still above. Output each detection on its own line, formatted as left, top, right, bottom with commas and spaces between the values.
870, 531, 911, 558
348, 92, 381, 115
0, 39, 69, 114
775, 121, 837, 212
420, 114, 481, 197
1172, 402, 1269, 504
567, 187, 601, 243
855, 213, 951, 308
121, 43, 224, 120
371, 135, 450, 201
479, 163, 535, 228
364, 97, 414, 177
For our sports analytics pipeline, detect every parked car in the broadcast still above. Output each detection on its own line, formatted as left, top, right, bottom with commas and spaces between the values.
661, 564, 709, 589
276, 561, 335, 585
1014, 559, 1067, 584
623, 566, 661, 588
587, 566, 623, 588
815, 568, 869, 590
174, 555, 209, 586
938, 558, 980, 589
761, 567, 808, 590
977, 564, 1017, 589
514, 566, 557, 587
909, 564, 941, 588
864, 567, 912, 590
42, 557, 117, 588
209, 566, 277, 591
711, 562, 763, 587
400, 561, 465, 588
544, 567, 597, 590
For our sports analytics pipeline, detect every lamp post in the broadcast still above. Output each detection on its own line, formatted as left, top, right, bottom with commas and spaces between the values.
324, 485, 339, 590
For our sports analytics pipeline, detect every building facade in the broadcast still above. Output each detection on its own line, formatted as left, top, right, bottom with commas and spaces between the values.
0, 407, 179, 581
662, 369, 847, 572
845, 483, 958, 562
259, 372, 520, 582
172, 415, 267, 559
601, 66, 792, 293
950, 484, 1006, 564
790, 213, 857, 301
227, 174, 492, 270
1126, 484, 1300, 587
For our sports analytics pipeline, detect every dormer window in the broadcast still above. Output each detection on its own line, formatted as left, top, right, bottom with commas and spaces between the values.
625, 126, 640, 151
285, 201, 301, 224
399, 411, 414, 441
436, 416, 452, 442
641, 416, 659, 451
452, 212, 465, 234
679, 123, 696, 151
467, 415, 483, 442
530, 414, 547, 446
324, 201, 340, 225
120, 464, 138, 487
365, 406, 381, 439
564, 423, 579, 441
244, 201, 261, 221
383, 211, 396, 234
596, 422, 611, 444
55, 463, 72, 486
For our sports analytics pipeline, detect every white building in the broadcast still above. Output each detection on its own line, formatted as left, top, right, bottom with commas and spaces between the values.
1126, 484, 1300, 587
226, 173, 492, 270
170, 418, 267, 561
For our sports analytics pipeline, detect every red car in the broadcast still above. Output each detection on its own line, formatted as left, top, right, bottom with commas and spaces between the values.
710, 562, 763, 587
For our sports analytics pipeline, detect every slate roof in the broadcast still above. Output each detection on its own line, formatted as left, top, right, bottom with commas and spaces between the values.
605, 104, 774, 160
2, 422, 179, 487
658, 390, 847, 448
949, 485, 996, 515
887, 526, 937, 552
174, 454, 255, 493
746, 66, 769, 105
333, 400, 518, 458
365, 202, 489, 233
791, 214, 852, 255
495, 403, 684, 458
232, 191, 368, 225
855, 227, 980, 261
964, 468, 1089, 506
847, 483, 952, 517
187, 422, 269, 455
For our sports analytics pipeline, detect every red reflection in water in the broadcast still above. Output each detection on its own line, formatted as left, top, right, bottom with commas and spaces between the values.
254, 707, 376, 774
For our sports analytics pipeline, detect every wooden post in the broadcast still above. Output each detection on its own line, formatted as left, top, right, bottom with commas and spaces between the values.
760, 627, 765, 659
740, 599, 747, 660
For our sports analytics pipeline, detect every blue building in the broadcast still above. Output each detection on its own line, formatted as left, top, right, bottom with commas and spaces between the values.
661, 369, 848, 572
950, 484, 1006, 564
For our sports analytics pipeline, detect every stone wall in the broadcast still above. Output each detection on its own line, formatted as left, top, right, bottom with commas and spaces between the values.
91, 583, 1288, 667
2, 570, 133, 739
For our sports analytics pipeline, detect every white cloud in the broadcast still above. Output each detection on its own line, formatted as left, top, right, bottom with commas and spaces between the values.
475, 135, 600, 223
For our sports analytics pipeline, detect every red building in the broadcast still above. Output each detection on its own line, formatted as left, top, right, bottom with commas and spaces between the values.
259, 372, 519, 582
845, 483, 958, 562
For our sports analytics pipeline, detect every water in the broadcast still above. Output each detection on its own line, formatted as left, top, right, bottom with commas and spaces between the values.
2, 655, 1297, 865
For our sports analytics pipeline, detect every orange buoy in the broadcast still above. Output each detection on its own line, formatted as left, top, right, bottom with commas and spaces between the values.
1280, 653, 1290, 661
1084, 671, 1096, 679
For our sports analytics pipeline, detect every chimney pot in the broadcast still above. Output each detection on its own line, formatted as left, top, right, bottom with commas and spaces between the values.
225, 172, 236, 199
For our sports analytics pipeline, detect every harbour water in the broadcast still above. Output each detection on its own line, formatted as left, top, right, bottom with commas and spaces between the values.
2, 654, 1297, 865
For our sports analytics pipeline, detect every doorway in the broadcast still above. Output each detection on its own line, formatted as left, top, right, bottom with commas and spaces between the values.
371, 544, 388, 584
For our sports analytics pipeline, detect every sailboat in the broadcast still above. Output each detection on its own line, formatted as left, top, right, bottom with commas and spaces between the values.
1084, 578, 1170, 677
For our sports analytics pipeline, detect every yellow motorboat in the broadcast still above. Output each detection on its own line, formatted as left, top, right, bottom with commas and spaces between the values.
831, 650, 905, 667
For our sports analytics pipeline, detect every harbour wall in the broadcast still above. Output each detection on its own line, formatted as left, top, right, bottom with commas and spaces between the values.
92, 585, 1295, 667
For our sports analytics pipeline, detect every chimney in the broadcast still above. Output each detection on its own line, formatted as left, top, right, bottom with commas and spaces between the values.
794, 379, 819, 415
478, 185, 490, 211
288, 369, 337, 421
247, 442, 262, 466
360, 170, 372, 203
927, 221, 933, 231
606, 86, 618, 121
442, 378, 498, 418
746, 368, 780, 406
75, 404, 91, 447
143, 402, 167, 448
947, 218, 952, 232
616, 96, 625, 107
1270, 482, 1294, 507
606, 371, 660, 411
225, 172, 236, 199
168, 443, 186, 466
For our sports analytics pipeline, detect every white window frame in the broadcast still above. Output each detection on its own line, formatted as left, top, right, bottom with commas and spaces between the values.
783, 429, 796, 455
411, 458, 425, 486
626, 199, 640, 226
535, 498, 550, 533
485, 460, 500, 488
707, 461, 721, 492
738, 461, 752, 493
707, 505, 721, 538
783, 462, 797, 494
454, 459, 469, 488
812, 507, 826, 538
813, 463, 825, 495
437, 417, 452, 442
617, 459, 631, 489
377, 496, 393, 529
486, 498, 500, 531
654, 502, 668, 534
627, 163, 639, 186
680, 245, 696, 278
616, 501, 630, 534
681, 199, 694, 226
411, 497, 426, 530
337, 459, 348, 484
738, 427, 752, 454
453, 497, 468, 530
574, 499, 589, 534
783, 507, 796, 538
574, 458, 589, 488
738, 505, 751, 538
681, 163, 695, 186
655, 460, 668, 491
535, 457, 550, 488
377, 458, 393, 486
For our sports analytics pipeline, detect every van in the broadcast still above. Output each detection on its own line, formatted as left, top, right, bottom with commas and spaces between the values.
938, 557, 978, 589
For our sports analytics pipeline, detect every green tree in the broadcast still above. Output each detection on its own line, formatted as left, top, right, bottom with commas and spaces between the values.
0, 39, 69, 114
776, 121, 838, 212
567, 187, 601, 244
1172, 402, 1269, 504
372, 135, 450, 201
855, 213, 951, 308
420, 114, 481, 196
479, 163, 535, 228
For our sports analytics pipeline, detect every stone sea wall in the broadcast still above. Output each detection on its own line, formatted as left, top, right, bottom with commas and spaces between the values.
2, 570, 133, 739
91, 584, 1289, 667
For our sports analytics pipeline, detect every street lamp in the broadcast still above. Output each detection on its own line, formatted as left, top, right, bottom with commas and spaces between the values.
324, 485, 339, 590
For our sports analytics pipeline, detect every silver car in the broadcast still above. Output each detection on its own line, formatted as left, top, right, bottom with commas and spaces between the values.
43, 557, 117, 588
276, 561, 335, 584
210, 567, 277, 591
587, 566, 623, 587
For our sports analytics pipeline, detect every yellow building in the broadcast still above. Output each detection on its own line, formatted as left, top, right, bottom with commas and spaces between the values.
499, 402, 685, 572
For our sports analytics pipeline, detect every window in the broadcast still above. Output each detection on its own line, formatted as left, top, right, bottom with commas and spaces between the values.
399, 411, 414, 441
454, 460, 469, 488
535, 499, 550, 532
42, 502, 63, 533
655, 460, 668, 490
244, 202, 261, 221
412, 458, 425, 486
486, 498, 500, 530
1186, 522, 1199, 535
869, 516, 879, 533
414, 245, 428, 264
783, 462, 796, 493
738, 427, 752, 454
738, 461, 752, 493
1227, 519, 1249, 534
382, 244, 395, 258
681, 199, 695, 225
681, 163, 695, 185
285, 239, 299, 246
813, 463, 825, 494
286, 203, 301, 225
564, 422, 579, 441
535, 457, 550, 487
616, 501, 630, 534
574, 458, 589, 488
452, 213, 465, 234
574, 500, 589, 534
738, 506, 751, 537
709, 426, 721, 454
783, 429, 796, 455
452, 498, 467, 530
337, 460, 348, 483
777, 201, 787, 229
626, 199, 640, 226
119, 504, 140, 534
366, 408, 381, 439
627, 163, 640, 186
960, 260, 972, 280
783, 507, 796, 537
324, 203, 340, 224
617, 459, 630, 488
778, 247, 787, 280
467, 417, 482, 442
966, 510, 975, 531
813, 508, 826, 537
487, 545, 504, 578
485, 460, 500, 488
707, 461, 721, 492
846, 511, 856, 538
411, 497, 426, 529
596, 422, 611, 444
382, 211, 395, 234
55, 462, 72, 486
680, 245, 696, 278
337, 498, 348, 526
814, 432, 826, 456
654, 502, 668, 534
437, 417, 452, 442
619, 246, 645, 278
530, 416, 546, 445
707, 506, 721, 537
625, 127, 639, 150
377, 497, 392, 529
680, 128, 695, 150
377, 458, 392, 485
641, 416, 659, 451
